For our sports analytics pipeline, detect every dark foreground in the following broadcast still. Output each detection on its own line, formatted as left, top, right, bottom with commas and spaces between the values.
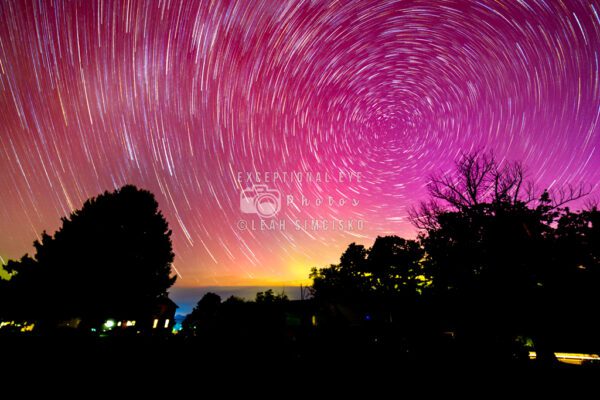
2, 332, 597, 386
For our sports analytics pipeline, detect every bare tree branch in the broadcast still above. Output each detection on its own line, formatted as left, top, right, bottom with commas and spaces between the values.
549, 184, 590, 209
410, 152, 591, 231
409, 200, 443, 230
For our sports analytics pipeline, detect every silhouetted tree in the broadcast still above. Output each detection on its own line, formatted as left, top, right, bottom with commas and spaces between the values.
310, 243, 370, 302
311, 236, 426, 303
1, 185, 176, 328
182, 292, 222, 336
548, 206, 600, 350
411, 152, 589, 364
367, 236, 426, 299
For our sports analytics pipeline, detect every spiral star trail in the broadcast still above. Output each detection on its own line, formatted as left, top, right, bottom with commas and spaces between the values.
1, 0, 599, 286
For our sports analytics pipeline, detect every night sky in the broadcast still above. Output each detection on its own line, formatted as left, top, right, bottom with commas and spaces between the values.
1, 0, 599, 287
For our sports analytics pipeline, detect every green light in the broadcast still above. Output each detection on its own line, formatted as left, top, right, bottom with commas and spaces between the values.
104, 319, 115, 329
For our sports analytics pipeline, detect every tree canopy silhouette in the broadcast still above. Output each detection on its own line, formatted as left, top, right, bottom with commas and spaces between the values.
0, 185, 176, 327
181, 289, 292, 341
182, 292, 222, 336
410, 152, 595, 363
310, 235, 427, 304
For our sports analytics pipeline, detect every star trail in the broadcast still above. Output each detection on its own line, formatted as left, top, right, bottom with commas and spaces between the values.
1, 0, 599, 286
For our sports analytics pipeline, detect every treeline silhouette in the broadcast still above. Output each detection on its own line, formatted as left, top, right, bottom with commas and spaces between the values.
171, 153, 600, 368
1, 153, 599, 371
182, 290, 290, 342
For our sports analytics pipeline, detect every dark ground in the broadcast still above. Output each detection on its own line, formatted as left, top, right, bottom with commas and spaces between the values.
1, 331, 597, 387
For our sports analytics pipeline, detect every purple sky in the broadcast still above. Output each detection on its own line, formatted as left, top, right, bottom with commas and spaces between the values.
1, 0, 599, 286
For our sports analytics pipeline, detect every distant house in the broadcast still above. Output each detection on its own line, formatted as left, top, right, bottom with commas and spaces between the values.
151, 296, 178, 332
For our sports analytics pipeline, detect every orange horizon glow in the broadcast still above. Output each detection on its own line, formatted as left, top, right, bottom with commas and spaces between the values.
173, 276, 313, 288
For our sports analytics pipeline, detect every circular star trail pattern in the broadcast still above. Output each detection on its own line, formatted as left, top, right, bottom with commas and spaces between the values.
1, 0, 599, 285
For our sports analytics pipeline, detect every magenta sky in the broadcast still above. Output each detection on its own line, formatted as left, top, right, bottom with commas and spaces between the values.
1, 0, 599, 286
